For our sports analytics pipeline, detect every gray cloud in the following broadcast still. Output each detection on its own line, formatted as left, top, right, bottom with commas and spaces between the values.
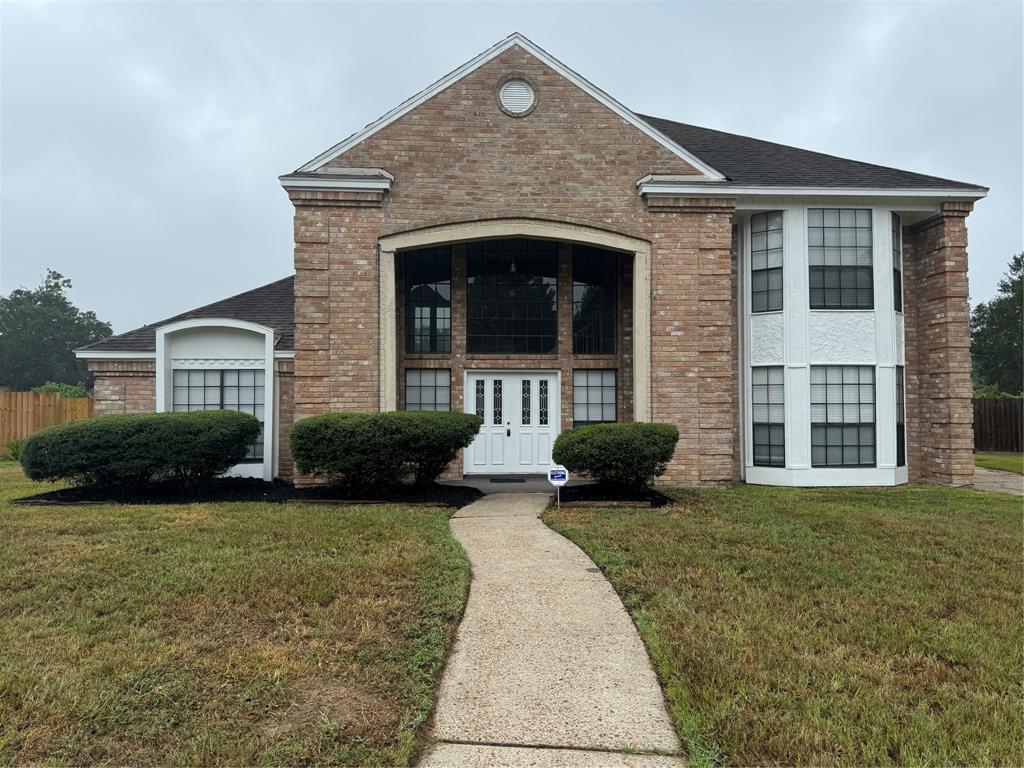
2, 1, 1020, 332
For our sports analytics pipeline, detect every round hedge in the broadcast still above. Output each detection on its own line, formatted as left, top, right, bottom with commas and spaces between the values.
552, 422, 679, 491
20, 410, 262, 488
290, 411, 482, 489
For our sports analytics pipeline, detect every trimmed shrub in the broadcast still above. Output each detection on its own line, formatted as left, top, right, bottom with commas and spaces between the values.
31, 381, 89, 398
20, 410, 261, 488
552, 422, 679, 491
290, 411, 482, 490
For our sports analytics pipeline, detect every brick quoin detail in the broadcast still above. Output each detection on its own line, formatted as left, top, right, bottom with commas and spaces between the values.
903, 201, 975, 486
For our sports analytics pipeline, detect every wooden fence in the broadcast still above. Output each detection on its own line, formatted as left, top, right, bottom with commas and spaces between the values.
0, 392, 94, 451
974, 398, 1024, 453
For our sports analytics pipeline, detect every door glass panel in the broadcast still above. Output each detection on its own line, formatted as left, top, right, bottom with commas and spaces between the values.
474, 379, 485, 420
493, 379, 502, 425
521, 379, 531, 425
539, 380, 548, 426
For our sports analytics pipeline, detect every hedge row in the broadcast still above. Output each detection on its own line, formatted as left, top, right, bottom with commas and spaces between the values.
290, 411, 482, 490
553, 422, 679, 491
20, 410, 261, 488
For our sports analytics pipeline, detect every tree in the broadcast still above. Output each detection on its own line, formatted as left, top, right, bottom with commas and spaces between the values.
0, 270, 112, 391
970, 253, 1023, 396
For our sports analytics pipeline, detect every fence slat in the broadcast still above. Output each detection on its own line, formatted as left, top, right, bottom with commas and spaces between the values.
0, 392, 95, 452
974, 398, 1024, 453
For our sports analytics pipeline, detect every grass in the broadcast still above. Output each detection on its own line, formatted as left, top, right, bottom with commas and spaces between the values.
0, 463, 469, 766
975, 451, 1024, 475
545, 485, 1023, 767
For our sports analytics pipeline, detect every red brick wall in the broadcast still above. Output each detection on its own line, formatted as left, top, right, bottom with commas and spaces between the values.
275, 358, 295, 481
902, 201, 975, 485
289, 44, 739, 484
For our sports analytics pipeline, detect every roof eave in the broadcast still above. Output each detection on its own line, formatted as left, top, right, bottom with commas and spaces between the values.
637, 180, 989, 201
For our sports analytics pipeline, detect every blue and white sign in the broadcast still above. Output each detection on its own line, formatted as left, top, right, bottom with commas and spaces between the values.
548, 465, 569, 487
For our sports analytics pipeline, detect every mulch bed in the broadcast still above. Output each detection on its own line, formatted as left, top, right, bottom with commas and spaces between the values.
11, 479, 483, 509
556, 484, 672, 509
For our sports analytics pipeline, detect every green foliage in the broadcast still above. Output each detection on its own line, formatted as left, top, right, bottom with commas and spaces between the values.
19, 410, 261, 488
973, 383, 1024, 400
0, 270, 112, 391
971, 253, 1023, 396
290, 411, 482, 490
552, 422, 679, 491
31, 381, 89, 398
5, 440, 25, 461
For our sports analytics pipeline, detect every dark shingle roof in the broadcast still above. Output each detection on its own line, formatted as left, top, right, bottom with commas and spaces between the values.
640, 115, 987, 190
78, 276, 294, 353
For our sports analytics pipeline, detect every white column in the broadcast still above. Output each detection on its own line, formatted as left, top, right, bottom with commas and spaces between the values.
632, 247, 652, 421
379, 249, 397, 412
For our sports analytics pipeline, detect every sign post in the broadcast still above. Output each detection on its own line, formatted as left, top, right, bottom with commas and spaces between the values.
547, 464, 568, 511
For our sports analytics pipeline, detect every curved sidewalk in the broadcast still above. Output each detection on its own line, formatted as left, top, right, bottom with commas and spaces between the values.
419, 493, 684, 767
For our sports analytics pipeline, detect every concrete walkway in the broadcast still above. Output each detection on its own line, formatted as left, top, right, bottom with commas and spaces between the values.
419, 493, 684, 768
974, 467, 1024, 495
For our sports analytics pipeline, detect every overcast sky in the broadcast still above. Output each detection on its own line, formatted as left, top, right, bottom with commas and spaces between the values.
2, 1, 1020, 333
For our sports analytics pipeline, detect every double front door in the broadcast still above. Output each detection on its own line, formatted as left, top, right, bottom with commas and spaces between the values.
464, 371, 559, 474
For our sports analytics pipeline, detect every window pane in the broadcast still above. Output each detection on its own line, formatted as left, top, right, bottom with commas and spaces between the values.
751, 213, 784, 313
572, 247, 617, 354
808, 210, 873, 309
468, 239, 557, 354
751, 365, 785, 467
810, 365, 876, 467
405, 245, 452, 354
404, 368, 451, 412
573, 369, 617, 427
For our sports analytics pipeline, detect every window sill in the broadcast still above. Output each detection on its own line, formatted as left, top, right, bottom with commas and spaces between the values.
809, 308, 875, 313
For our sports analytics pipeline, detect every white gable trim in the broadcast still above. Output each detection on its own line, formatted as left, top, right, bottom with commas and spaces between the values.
295, 33, 725, 180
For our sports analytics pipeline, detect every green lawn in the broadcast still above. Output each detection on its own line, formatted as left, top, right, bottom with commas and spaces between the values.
975, 451, 1024, 475
546, 485, 1023, 767
0, 462, 469, 766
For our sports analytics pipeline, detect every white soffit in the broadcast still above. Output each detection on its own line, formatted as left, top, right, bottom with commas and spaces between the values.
637, 180, 989, 201
294, 32, 725, 181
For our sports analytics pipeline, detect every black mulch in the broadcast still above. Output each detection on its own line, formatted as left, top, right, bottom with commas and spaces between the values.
557, 484, 672, 508
11, 479, 483, 509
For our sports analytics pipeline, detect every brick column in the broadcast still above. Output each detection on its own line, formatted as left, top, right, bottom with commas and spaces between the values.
903, 201, 974, 485
645, 196, 738, 484
288, 189, 386, 423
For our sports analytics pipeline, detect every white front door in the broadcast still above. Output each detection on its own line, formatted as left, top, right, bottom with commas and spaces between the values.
465, 371, 559, 474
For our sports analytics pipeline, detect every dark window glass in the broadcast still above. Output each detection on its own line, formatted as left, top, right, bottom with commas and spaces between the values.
573, 370, 616, 427
404, 369, 450, 412
752, 366, 785, 467
896, 366, 906, 467
892, 213, 903, 313
172, 368, 264, 461
467, 239, 558, 354
808, 208, 873, 309
810, 365, 876, 467
404, 246, 451, 353
751, 212, 783, 312
572, 247, 617, 354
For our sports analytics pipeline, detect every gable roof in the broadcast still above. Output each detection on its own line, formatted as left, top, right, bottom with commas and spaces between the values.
77, 276, 295, 355
639, 115, 987, 191
292, 32, 725, 180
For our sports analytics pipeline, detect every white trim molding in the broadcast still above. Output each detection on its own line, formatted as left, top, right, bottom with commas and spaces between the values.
279, 169, 394, 193
155, 318, 277, 482
639, 180, 988, 201
75, 349, 156, 360
292, 33, 724, 180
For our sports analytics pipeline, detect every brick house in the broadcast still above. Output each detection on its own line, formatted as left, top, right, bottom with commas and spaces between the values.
76, 33, 987, 487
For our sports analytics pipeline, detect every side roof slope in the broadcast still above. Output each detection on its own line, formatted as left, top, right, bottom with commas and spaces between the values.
77, 276, 295, 354
639, 115, 986, 191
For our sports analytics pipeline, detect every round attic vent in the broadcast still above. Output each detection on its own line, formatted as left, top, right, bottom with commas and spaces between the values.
499, 79, 535, 115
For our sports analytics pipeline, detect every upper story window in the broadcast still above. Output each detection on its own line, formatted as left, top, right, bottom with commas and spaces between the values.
808, 208, 873, 310
750, 212, 783, 312
892, 213, 903, 312
467, 238, 557, 354
572, 247, 617, 354
405, 246, 451, 354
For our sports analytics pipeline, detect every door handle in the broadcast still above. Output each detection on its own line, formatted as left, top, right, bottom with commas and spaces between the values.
506, 427, 511, 437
